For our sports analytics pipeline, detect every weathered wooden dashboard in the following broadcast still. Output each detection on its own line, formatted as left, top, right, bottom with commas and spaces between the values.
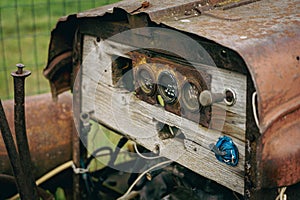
42, 0, 300, 198
81, 34, 246, 194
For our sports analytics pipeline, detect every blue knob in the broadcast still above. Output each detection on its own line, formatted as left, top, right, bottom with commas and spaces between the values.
209, 136, 239, 166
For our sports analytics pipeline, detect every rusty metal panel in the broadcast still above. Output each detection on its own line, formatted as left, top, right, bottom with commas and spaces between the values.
259, 107, 300, 188
44, 0, 300, 131
0, 93, 73, 178
43, 0, 227, 96
43, 0, 300, 190
161, 0, 300, 134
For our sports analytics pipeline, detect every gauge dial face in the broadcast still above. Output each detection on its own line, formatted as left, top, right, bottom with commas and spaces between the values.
182, 82, 200, 111
158, 71, 178, 104
136, 67, 156, 95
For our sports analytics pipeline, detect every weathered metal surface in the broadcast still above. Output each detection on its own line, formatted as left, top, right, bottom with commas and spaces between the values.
44, 0, 300, 131
72, 29, 82, 200
0, 92, 73, 178
11, 64, 39, 200
44, 14, 78, 98
259, 107, 300, 188
44, 0, 228, 97
0, 101, 29, 200
161, 0, 300, 134
43, 0, 300, 190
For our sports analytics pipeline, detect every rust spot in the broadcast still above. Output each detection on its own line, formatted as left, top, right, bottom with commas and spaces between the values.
0, 93, 73, 178
259, 108, 300, 188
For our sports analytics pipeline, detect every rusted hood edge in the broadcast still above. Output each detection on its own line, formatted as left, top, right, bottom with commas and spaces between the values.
44, 0, 300, 134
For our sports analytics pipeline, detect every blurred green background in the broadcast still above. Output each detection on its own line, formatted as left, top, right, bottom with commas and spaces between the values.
0, 0, 119, 99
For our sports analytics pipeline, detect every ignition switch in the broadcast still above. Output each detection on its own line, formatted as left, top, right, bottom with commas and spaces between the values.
199, 88, 236, 106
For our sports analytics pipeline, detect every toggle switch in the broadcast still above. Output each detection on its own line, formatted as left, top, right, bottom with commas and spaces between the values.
199, 88, 236, 106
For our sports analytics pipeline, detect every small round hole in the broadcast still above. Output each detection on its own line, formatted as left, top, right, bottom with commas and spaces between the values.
154, 144, 160, 154
226, 91, 233, 102
155, 144, 159, 151
96, 37, 100, 42
80, 113, 89, 120
224, 88, 236, 106
296, 56, 300, 61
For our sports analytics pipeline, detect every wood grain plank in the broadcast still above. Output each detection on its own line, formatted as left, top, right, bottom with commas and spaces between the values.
81, 35, 246, 194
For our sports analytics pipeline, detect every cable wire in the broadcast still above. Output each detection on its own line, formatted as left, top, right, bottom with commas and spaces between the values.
252, 92, 260, 131
85, 146, 113, 167
108, 137, 128, 167
275, 187, 287, 200
134, 143, 162, 160
117, 160, 173, 200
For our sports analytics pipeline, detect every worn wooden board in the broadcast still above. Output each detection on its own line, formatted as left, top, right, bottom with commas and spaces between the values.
81, 35, 246, 194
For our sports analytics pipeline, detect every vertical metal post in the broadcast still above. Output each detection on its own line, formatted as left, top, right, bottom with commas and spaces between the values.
72, 120, 81, 200
0, 101, 28, 200
11, 63, 39, 200
72, 30, 83, 199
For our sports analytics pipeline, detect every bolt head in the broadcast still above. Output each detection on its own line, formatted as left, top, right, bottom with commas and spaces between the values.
16, 63, 25, 68
16, 63, 25, 74
11, 63, 31, 77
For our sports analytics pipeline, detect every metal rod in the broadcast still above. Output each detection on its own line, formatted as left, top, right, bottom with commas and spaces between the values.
72, 64, 82, 200
11, 63, 39, 200
0, 100, 28, 199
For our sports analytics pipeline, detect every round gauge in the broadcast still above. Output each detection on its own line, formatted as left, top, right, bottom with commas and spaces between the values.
136, 66, 156, 95
182, 82, 201, 111
158, 71, 178, 104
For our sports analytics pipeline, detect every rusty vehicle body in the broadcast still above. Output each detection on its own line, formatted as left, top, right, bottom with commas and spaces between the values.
43, 0, 300, 199
0, 92, 73, 178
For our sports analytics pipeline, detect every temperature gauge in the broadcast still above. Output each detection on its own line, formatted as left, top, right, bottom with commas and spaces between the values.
182, 82, 201, 111
136, 64, 156, 96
